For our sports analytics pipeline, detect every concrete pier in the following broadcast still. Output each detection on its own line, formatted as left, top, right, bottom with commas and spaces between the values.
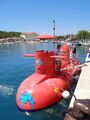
69, 52, 90, 107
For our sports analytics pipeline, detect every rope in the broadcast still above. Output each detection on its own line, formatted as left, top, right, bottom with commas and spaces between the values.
60, 63, 87, 71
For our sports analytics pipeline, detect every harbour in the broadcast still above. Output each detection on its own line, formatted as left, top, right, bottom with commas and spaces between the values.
1, 0, 90, 119
0, 43, 89, 120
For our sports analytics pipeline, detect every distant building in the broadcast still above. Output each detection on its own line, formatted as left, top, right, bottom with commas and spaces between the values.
20, 32, 39, 41
66, 34, 77, 41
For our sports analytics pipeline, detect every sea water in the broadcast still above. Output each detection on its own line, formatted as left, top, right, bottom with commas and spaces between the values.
0, 43, 88, 120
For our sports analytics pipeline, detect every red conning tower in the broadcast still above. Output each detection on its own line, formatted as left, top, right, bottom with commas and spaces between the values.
31, 50, 56, 77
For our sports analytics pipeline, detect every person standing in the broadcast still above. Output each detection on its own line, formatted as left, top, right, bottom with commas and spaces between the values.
54, 44, 61, 55
54, 44, 62, 74
72, 44, 76, 58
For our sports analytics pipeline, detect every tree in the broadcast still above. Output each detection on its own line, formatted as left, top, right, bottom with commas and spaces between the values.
0, 30, 21, 38
76, 30, 90, 41
56, 35, 64, 40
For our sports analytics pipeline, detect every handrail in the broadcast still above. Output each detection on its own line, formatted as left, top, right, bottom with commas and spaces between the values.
24, 54, 35, 57
50, 55, 66, 59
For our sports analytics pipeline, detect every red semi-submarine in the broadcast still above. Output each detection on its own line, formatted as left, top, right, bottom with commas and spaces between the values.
16, 43, 81, 111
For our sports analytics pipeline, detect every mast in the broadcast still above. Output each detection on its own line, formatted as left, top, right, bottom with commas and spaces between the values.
53, 20, 55, 49
53, 20, 55, 37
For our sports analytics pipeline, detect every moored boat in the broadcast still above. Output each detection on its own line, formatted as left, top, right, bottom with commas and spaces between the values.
16, 43, 81, 111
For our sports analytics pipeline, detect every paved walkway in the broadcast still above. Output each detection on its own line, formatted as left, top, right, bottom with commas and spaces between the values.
69, 52, 90, 107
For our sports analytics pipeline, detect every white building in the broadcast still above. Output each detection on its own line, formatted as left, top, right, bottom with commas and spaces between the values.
20, 32, 39, 41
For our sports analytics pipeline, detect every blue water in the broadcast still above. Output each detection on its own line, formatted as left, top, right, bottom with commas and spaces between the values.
0, 43, 88, 120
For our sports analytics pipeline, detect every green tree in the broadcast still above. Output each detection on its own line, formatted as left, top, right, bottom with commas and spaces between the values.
76, 30, 90, 41
56, 35, 64, 40
0, 30, 21, 38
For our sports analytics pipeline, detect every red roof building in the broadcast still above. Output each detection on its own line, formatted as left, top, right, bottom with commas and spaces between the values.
36, 34, 55, 40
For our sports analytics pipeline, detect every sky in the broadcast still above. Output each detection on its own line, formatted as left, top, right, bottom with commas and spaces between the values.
0, 0, 90, 35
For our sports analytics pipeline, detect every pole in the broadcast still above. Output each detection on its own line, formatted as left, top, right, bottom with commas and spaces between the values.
53, 20, 55, 49
53, 20, 55, 37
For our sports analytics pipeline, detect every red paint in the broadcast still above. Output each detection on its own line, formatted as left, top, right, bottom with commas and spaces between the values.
36, 34, 55, 39
16, 43, 81, 111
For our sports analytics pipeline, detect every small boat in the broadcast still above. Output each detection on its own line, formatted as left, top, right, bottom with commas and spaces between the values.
16, 43, 81, 111
75, 41, 81, 46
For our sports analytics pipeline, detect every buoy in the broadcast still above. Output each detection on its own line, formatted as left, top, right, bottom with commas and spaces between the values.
62, 90, 70, 99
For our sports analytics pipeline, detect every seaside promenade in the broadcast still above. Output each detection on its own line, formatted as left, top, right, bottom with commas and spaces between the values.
69, 52, 90, 107
64, 52, 90, 119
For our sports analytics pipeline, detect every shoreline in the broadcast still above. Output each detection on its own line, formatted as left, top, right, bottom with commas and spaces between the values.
0, 38, 90, 46
0, 37, 22, 45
